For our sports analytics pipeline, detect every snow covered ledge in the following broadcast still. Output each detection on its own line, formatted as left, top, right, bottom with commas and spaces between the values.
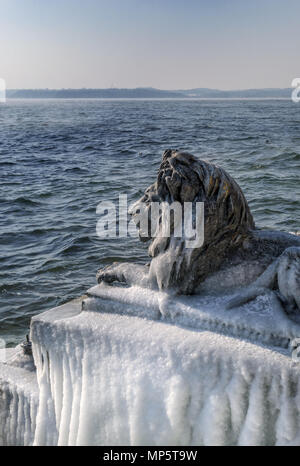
0, 348, 38, 446
2, 285, 300, 446
29, 286, 300, 445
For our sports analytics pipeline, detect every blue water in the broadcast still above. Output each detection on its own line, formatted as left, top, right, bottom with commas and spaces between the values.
0, 99, 299, 345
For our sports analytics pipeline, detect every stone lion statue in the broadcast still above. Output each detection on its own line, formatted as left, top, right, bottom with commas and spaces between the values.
97, 149, 300, 313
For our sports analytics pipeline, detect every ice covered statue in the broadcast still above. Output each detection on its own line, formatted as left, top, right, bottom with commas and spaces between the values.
97, 149, 300, 319
1, 150, 300, 446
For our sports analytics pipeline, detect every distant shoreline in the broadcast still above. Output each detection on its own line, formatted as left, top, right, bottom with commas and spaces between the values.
6, 87, 293, 99
6, 97, 291, 101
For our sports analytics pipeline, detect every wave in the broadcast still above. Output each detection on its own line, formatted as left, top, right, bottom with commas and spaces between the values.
60, 235, 92, 255
82, 145, 99, 151
266, 150, 300, 161
1, 197, 41, 206
64, 167, 89, 173
0, 161, 16, 166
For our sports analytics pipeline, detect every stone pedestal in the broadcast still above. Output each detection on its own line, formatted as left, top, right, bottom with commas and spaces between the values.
1, 285, 300, 445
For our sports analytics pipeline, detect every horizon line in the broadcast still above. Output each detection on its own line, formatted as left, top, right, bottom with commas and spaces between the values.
6, 86, 293, 91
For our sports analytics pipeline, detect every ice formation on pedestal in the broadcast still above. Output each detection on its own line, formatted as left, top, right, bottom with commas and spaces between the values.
0, 348, 38, 446
2, 283, 300, 446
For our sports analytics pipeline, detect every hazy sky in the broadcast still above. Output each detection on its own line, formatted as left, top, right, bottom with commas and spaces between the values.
1, 0, 299, 90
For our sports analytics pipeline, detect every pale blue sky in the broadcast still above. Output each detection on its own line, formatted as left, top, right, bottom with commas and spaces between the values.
0, 0, 299, 90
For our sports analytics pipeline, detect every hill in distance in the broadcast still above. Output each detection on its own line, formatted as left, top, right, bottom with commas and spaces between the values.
6, 87, 292, 99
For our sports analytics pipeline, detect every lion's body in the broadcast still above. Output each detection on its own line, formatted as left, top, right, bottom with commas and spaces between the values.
97, 150, 300, 313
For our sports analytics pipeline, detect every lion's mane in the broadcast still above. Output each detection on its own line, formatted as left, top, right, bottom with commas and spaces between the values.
132, 149, 255, 293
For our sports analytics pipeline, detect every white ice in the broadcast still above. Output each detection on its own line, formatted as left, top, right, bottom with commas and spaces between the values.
86, 283, 300, 349
2, 283, 300, 445
0, 347, 38, 446
30, 287, 300, 446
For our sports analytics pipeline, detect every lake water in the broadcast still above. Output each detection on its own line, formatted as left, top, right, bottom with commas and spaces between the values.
0, 98, 299, 345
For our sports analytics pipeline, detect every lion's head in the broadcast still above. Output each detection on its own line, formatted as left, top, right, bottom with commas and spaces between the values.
130, 149, 255, 294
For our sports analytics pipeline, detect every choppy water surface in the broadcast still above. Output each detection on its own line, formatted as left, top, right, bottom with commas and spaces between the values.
0, 99, 299, 345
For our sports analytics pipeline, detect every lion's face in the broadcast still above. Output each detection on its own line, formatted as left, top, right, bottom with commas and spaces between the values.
129, 183, 159, 243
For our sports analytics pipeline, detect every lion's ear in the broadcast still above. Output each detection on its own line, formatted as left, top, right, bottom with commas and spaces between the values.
162, 149, 173, 161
